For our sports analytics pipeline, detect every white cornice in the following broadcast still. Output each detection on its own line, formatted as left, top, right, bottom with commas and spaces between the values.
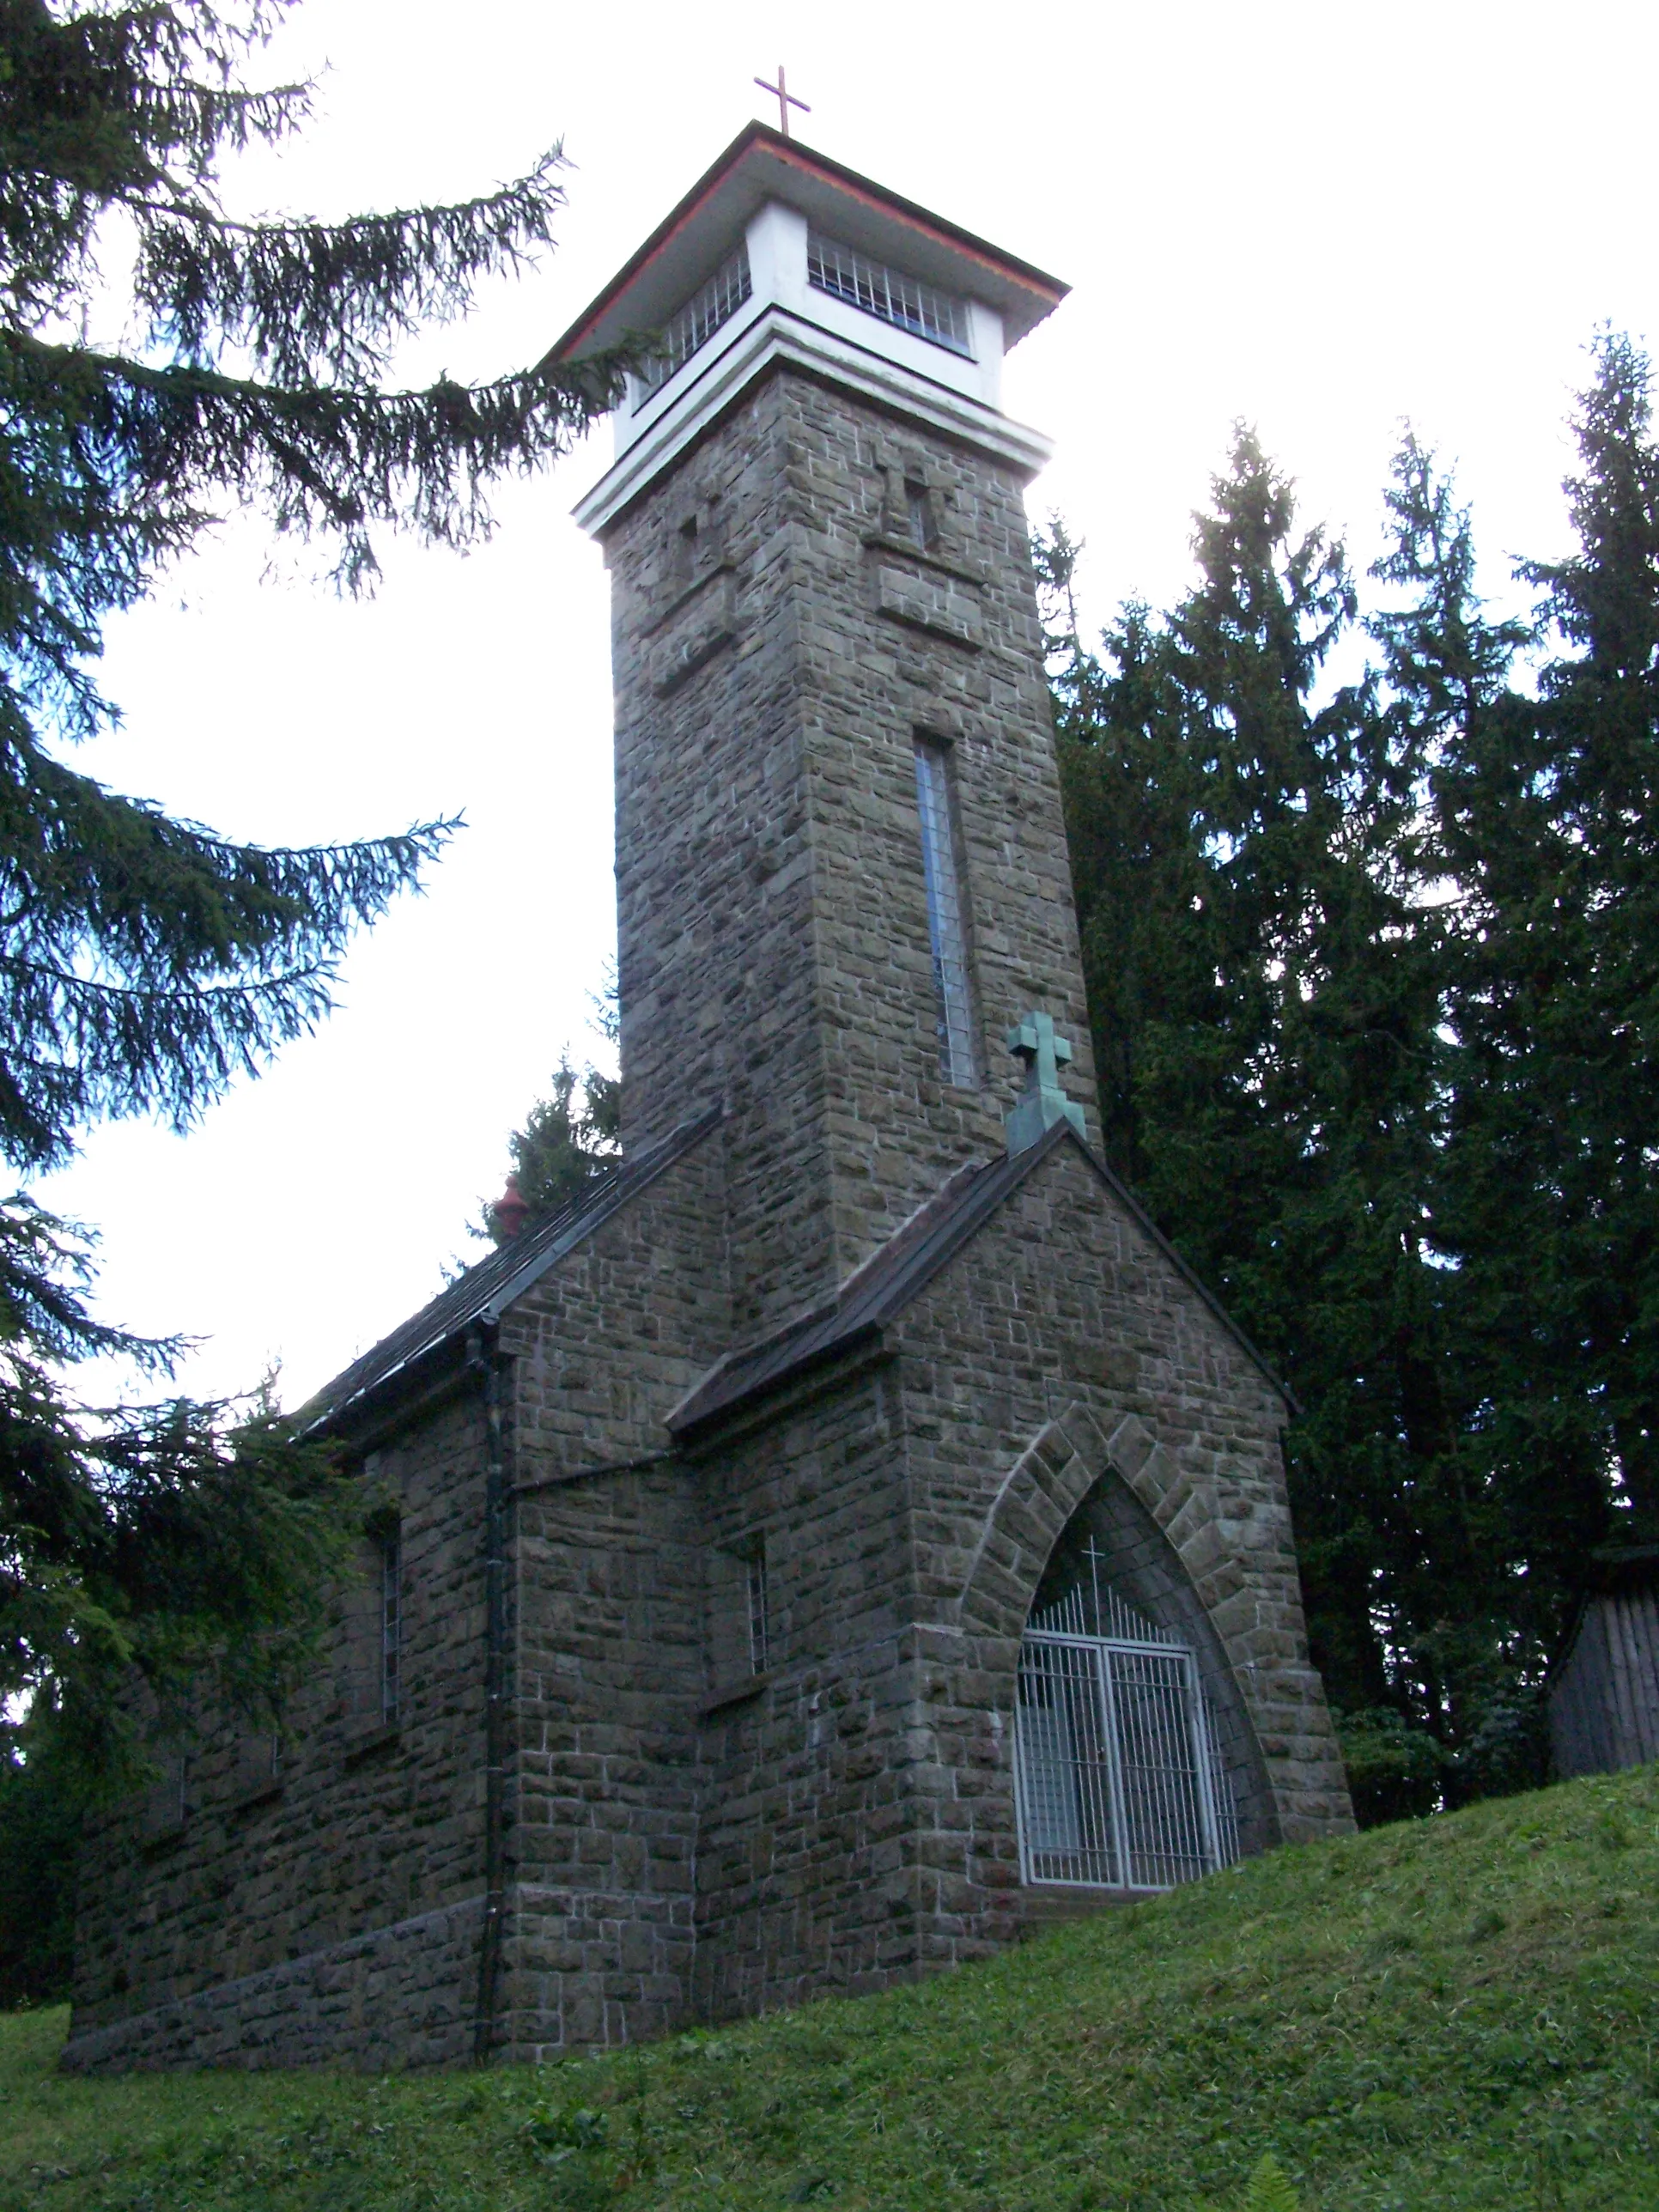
571, 306, 1053, 538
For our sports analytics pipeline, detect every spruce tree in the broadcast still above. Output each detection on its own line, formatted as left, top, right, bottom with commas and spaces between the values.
1, 0, 624, 1796
1051, 433, 1509, 1778
1039, 520, 1202, 1190
1054, 392, 1657, 1806
1361, 435, 1558, 1777
1150, 435, 1465, 1732
483, 1054, 620, 1243
1437, 333, 1659, 1546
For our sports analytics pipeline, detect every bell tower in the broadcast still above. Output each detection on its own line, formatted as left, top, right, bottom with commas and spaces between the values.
64, 128, 1353, 2078
553, 125, 1097, 1336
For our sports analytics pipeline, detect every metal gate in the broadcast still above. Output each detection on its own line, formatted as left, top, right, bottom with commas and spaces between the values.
1014, 1572, 1239, 1891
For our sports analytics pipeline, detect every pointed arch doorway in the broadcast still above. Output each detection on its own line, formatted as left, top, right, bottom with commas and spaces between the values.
1015, 1536, 1241, 1893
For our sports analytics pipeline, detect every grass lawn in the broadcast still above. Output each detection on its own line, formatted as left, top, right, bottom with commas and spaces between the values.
2, 1762, 1655, 2210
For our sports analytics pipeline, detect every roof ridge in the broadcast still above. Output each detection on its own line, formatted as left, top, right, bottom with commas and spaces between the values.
668, 1124, 1292, 1441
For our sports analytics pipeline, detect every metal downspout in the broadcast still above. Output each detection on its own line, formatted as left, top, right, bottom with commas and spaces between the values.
468, 1322, 509, 2062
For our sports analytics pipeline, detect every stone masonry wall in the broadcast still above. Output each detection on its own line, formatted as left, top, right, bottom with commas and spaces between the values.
606, 371, 834, 1338
503, 1463, 702, 2059
689, 1358, 915, 2023
791, 380, 1100, 1277
896, 1139, 1352, 1951
500, 1118, 730, 1481
58, 1900, 486, 2075
494, 1127, 729, 2060
64, 1132, 732, 2075
65, 1389, 493, 2071
604, 365, 1099, 1340
677, 1139, 1350, 2026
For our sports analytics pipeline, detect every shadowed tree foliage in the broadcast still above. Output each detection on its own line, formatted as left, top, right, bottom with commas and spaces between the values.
1046, 436, 1459, 1734
0, 1722, 78, 2005
1436, 333, 1659, 1546
0, 0, 626, 1890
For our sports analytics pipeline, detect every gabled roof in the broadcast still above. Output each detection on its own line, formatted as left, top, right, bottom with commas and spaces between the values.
547, 121, 1067, 367
301, 1105, 722, 1439
667, 1121, 1291, 1442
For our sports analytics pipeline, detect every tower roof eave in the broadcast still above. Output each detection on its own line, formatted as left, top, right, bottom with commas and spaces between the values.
545, 120, 1068, 368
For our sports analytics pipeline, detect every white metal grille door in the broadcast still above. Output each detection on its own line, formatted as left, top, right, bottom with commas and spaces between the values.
1014, 1571, 1239, 1892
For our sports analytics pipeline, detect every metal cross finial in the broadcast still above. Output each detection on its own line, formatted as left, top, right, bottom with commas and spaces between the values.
1004, 1008, 1086, 1153
754, 64, 811, 138
1009, 1011, 1073, 1085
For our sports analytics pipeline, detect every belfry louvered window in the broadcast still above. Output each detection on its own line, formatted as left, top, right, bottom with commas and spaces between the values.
1015, 1552, 1239, 1891
633, 245, 753, 406
806, 232, 972, 357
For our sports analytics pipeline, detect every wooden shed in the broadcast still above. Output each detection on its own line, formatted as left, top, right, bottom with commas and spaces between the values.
1549, 1545, 1659, 1778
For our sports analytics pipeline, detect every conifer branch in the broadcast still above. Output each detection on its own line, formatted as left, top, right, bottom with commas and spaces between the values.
132, 151, 576, 381
0, 0, 629, 1806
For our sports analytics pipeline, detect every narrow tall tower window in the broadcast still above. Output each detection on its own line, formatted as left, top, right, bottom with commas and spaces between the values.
746, 1540, 769, 1675
380, 1526, 402, 1725
904, 478, 937, 551
913, 737, 976, 1086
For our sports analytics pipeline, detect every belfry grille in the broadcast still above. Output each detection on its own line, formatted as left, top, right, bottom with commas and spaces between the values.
1015, 1574, 1239, 1891
806, 231, 972, 356
634, 245, 753, 404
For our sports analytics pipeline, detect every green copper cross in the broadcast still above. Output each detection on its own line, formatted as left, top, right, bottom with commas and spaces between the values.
1004, 1009, 1086, 1153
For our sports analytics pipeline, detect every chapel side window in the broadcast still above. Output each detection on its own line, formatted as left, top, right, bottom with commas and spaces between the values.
913, 735, 977, 1086
904, 477, 938, 552
229, 1729, 282, 1804
140, 1744, 187, 1843
704, 1533, 771, 1697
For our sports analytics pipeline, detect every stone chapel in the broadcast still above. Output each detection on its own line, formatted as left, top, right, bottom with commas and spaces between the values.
64, 124, 1352, 2073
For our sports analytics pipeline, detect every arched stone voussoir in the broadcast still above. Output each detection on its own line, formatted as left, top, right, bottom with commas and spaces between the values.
1048, 1402, 1116, 1475
955, 1412, 1094, 1636
1100, 1410, 1157, 1482
955, 1402, 1237, 1644
955, 1401, 1152, 1637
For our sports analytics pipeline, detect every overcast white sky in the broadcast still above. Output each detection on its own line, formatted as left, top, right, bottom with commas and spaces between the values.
37, 0, 1659, 1412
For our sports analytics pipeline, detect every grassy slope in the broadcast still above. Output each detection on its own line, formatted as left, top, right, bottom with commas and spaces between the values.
3, 1765, 1655, 2212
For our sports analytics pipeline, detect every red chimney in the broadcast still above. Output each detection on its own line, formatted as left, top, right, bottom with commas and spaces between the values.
492, 1176, 530, 1241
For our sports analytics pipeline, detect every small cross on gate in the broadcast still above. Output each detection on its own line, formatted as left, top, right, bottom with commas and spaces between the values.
1083, 1535, 1109, 1637
754, 64, 811, 138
